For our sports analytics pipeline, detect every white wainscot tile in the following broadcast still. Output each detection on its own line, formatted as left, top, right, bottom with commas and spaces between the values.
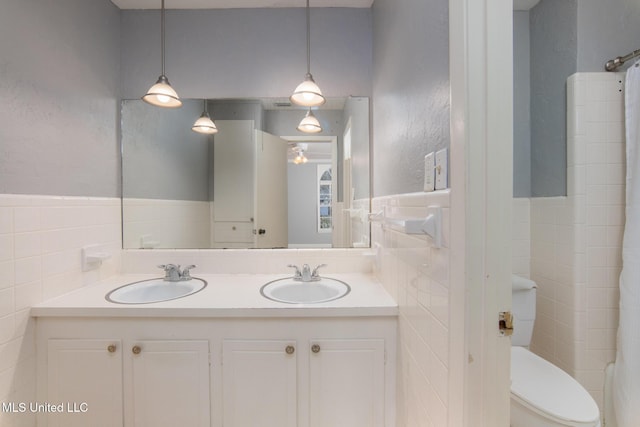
0, 208, 12, 234
14, 280, 42, 311
14, 257, 40, 285
0, 314, 15, 345
13, 207, 41, 233
0, 235, 13, 263
0, 288, 14, 319
14, 233, 41, 260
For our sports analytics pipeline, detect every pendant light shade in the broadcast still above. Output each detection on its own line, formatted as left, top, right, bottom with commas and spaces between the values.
297, 109, 322, 133
291, 73, 325, 107
192, 100, 218, 134
142, 0, 182, 108
143, 75, 182, 108
290, 0, 325, 107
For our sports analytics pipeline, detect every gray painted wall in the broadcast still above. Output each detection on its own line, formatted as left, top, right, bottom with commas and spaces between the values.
530, 0, 577, 197
209, 99, 264, 130
521, 0, 637, 197
287, 162, 332, 246
371, 0, 449, 197
0, 0, 121, 197
513, 11, 532, 197
120, 8, 372, 100
577, 0, 640, 72
122, 100, 210, 201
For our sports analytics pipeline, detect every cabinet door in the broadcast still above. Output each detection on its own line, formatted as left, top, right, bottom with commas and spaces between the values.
308, 339, 385, 427
129, 340, 210, 427
47, 339, 123, 427
223, 340, 297, 427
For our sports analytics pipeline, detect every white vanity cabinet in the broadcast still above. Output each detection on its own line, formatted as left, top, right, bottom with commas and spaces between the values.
222, 340, 298, 427
46, 338, 123, 427
221, 333, 389, 427
308, 339, 385, 427
36, 317, 395, 427
126, 340, 210, 427
37, 322, 211, 427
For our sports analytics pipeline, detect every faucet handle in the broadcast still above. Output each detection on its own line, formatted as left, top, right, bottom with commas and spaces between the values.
287, 264, 302, 279
158, 264, 179, 272
311, 264, 327, 278
181, 265, 196, 280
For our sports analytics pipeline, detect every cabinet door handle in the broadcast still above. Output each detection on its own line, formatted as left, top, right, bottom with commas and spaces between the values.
311, 344, 321, 353
285, 345, 295, 355
107, 344, 117, 353
132, 345, 142, 355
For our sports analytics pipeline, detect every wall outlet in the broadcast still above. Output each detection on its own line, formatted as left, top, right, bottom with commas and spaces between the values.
435, 148, 448, 190
424, 152, 435, 192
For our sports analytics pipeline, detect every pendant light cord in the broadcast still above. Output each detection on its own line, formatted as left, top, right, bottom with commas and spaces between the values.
161, 0, 166, 76
306, 0, 311, 74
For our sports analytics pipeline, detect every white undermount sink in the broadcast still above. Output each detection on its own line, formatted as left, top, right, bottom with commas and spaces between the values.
106, 278, 207, 304
260, 278, 350, 304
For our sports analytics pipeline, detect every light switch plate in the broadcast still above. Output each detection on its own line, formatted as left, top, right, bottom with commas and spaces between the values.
435, 148, 448, 190
424, 152, 435, 192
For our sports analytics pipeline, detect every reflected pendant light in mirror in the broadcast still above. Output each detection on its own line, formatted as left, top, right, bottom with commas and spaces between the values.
192, 100, 218, 134
290, 0, 325, 107
142, 0, 182, 108
293, 150, 308, 164
297, 109, 322, 133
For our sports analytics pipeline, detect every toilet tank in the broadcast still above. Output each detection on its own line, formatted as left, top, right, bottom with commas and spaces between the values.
511, 275, 537, 347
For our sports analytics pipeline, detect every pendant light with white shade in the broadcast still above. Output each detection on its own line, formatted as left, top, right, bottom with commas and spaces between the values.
192, 100, 218, 134
297, 109, 322, 133
142, 0, 182, 108
290, 0, 325, 107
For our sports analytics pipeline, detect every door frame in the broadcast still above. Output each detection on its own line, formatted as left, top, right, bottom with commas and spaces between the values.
449, 0, 514, 426
281, 135, 339, 245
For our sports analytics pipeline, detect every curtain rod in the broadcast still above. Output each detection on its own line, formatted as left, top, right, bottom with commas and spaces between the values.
605, 48, 640, 71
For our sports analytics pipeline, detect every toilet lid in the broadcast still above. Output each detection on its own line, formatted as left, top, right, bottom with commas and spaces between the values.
511, 347, 600, 424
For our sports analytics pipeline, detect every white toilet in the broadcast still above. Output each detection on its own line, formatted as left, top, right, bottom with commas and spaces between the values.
510, 275, 601, 427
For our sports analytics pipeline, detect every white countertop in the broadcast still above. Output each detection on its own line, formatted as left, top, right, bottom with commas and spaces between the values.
31, 273, 398, 318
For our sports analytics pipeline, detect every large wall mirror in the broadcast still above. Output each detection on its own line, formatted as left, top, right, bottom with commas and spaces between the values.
121, 97, 371, 249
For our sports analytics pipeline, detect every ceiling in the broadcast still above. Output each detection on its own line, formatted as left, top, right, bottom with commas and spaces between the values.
111, 0, 373, 9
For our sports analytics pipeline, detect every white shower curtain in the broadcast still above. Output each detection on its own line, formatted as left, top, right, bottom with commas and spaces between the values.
614, 60, 640, 427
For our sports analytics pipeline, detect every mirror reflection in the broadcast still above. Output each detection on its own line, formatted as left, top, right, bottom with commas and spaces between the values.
121, 97, 370, 249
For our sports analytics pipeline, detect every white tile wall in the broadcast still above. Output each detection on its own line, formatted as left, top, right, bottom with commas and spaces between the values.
530, 72, 624, 410
512, 198, 531, 278
122, 247, 373, 275
0, 195, 121, 427
122, 198, 211, 249
371, 190, 450, 427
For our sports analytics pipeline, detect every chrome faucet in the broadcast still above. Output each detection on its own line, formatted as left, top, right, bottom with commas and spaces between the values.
288, 264, 327, 282
301, 264, 312, 282
158, 264, 197, 282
